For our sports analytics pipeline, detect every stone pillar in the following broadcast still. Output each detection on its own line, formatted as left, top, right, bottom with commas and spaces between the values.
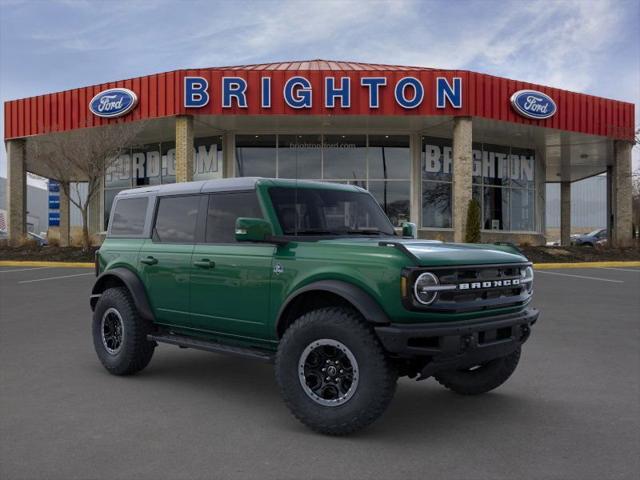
222, 133, 236, 178
59, 182, 71, 247
610, 141, 633, 247
560, 181, 571, 246
409, 133, 422, 226
175, 115, 194, 182
6, 139, 27, 245
452, 117, 473, 243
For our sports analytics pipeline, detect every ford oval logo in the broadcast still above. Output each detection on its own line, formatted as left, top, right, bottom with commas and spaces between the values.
89, 88, 138, 118
510, 89, 556, 120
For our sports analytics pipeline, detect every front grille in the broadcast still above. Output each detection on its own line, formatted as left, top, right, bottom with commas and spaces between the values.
406, 263, 532, 313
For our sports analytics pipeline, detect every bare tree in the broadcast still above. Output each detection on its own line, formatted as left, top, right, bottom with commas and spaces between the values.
27, 122, 143, 250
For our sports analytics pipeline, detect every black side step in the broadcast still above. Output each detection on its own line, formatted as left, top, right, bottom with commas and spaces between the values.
147, 333, 274, 363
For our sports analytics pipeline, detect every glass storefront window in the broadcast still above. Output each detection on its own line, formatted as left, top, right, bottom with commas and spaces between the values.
236, 135, 276, 177
368, 135, 410, 180
509, 146, 535, 189
422, 181, 452, 228
278, 134, 322, 179
105, 153, 132, 188
483, 186, 509, 230
131, 143, 162, 186
194, 136, 223, 181
161, 141, 176, 184
510, 188, 535, 231
422, 136, 452, 182
482, 143, 510, 187
368, 181, 410, 227
322, 134, 366, 180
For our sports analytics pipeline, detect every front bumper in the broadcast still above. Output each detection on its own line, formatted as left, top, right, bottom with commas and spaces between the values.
375, 308, 539, 379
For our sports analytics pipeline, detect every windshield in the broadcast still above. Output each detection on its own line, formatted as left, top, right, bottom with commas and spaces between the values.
269, 187, 396, 236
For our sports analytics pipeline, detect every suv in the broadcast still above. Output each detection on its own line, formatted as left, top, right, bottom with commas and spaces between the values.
91, 178, 538, 435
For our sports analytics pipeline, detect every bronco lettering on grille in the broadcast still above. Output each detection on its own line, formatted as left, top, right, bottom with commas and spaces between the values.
458, 278, 521, 290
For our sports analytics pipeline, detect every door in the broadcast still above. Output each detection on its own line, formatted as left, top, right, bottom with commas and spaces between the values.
139, 194, 204, 327
189, 191, 275, 339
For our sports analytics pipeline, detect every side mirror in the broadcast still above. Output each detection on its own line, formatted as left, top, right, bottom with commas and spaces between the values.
235, 217, 273, 242
401, 222, 417, 239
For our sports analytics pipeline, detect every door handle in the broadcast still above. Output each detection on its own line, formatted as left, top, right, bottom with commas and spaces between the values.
140, 256, 158, 265
193, 259, 215, 269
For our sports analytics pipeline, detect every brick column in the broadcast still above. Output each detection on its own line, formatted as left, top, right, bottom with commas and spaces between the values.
560, 181, 571, 246
409, 133, 422, 226
222, 133, 236, 178
6, 139, 27, 245
610, 141, 633, 247
175, 115, 194, 183
452, 117, 473, 243
59, 182, 71, 247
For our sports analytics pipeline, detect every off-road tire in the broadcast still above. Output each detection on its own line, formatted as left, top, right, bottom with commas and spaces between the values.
434, 347, 521, 395
275, 307, 397, 436
92, 287, 155, 376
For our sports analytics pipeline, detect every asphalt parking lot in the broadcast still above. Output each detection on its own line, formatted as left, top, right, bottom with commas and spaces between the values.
1, 265, 639, 480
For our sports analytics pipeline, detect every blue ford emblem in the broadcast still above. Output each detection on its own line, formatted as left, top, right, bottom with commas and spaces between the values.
510, 90, 556, 120
89, 88, 138, 118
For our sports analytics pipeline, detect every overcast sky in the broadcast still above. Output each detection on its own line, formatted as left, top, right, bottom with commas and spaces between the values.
1, 0, 638, 182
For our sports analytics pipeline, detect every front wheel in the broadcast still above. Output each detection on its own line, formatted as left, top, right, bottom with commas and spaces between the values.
92, 287, 155, 376
275, 307, 397, 435
434, 348, 521, 395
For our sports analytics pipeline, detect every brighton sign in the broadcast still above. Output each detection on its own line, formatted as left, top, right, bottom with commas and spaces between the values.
89, 88, 138, 118
183, 76, 464, 110
510, 89, 557, 120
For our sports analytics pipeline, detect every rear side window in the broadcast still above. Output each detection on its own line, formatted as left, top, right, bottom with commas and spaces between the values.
205, 191, 263, 243
110, 197, 148, 236
153, 195, 200, 243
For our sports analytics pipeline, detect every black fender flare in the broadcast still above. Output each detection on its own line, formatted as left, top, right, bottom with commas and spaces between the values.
276, 280, 390, 336
90, 268, 154, 322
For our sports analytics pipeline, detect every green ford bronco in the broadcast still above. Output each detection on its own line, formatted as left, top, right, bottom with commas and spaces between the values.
91, 177, 538, 435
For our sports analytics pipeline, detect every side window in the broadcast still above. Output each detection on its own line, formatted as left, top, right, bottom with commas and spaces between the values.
153, 195, 200, 243
110, 197, 148, 236
205, 191, 263, 243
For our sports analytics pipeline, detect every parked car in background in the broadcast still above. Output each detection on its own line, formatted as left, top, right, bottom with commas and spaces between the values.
571, 229, 607, 247
27, 231, 48, 246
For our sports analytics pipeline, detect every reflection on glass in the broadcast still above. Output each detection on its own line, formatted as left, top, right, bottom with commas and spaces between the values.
509, 147, 535, 188
422, 137, 452, 182
105, 151, 132, 188
194, 136, 223, 181
482, 143, 510, 187
369, 135, 410, 180
104, 188, 124, 229
161, 141, 176, 184
422, 182, 452, 228
236, 135, 277, 177
367, 181, 410, 227
131, 143, 162, 186
510, 189, 535, 231
484, 186, 509, 230
323, 135, 366, 180
278, 134, 321, 179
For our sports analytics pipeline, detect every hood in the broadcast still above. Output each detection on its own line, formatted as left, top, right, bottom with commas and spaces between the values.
317, 237, 528, 266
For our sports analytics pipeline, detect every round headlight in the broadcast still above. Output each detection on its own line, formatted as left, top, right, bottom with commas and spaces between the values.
414, 272, 440, 305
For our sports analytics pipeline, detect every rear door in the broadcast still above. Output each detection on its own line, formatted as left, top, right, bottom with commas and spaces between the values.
138, 194, 204, 326
189, 191, 275, 339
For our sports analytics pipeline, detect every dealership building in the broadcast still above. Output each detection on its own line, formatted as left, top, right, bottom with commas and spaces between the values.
3, 60, 636, 246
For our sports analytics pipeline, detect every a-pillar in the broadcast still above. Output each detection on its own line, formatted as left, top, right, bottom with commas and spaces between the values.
452, 117, 473, 243
610, 141, 633, 247
560, 181, 571, 246
6, 139, 27, 245
59, 182, 71, 247
175, 115, 194, 183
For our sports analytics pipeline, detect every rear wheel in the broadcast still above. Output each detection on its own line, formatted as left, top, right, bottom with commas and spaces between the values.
434, 348, 521, 395
92, 287, 155, 376
275, 307, 397, 435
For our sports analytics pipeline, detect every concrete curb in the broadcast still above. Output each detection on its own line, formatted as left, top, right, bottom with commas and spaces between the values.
1, 260, 639, 270
0, 260, 94, 268
533, 261, 640, 269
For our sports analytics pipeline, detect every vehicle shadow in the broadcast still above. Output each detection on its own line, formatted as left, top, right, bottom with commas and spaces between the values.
118, 348, 550, 440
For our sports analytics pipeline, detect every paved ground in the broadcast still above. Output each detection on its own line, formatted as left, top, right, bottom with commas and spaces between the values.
1, 265, 639, 480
